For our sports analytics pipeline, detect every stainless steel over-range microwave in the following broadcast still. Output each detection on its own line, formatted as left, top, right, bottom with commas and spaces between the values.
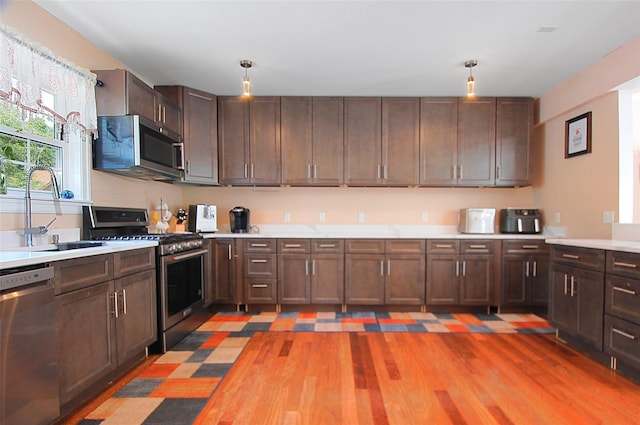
93, 115, 184, 181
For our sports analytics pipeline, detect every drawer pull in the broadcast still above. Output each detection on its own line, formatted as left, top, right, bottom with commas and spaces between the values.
612, 328, 636, 340
250, 259, 268, 263
613, 286, 637, 296
469, 244, 487, 249
435, 244, 453, 248
522, 244, 539, 249
251, 243, 268, 247
252, 284, 268, 288
613, 261, 637, 269
319, 244, 336, 248
562, 253, 580, 260
285, 244, 302, 248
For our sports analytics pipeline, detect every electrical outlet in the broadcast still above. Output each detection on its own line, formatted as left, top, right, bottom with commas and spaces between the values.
554, 212, 561, 224
358, 212, 365, 223
603, 211, 615, 224
421, 212, 429, 222
284, 212, 291, 223
319, 212, 326, 222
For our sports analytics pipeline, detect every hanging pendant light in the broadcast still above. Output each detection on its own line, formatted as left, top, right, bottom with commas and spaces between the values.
240, 60, 252, 96
465, 60, 477, 97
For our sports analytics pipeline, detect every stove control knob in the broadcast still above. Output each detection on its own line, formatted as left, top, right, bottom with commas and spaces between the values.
167, 244, 176, 254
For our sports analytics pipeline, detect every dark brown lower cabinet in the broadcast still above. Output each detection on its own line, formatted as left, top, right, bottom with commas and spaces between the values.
210, 238, 238, 305
55, 249, 156, 411
501, 240, 549, 307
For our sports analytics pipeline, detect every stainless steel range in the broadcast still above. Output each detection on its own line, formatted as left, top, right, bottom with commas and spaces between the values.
83, 205, 210, 353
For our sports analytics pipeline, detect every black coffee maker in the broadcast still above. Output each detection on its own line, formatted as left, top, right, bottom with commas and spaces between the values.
229, 206, 250, 233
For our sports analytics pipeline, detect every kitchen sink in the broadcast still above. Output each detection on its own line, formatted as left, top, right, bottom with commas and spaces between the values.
47, 241, 106, 251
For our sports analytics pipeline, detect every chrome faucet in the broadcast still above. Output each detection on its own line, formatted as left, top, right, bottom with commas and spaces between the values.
24, 164, 61, 247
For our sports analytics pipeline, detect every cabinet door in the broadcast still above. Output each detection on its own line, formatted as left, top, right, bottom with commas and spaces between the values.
311, 253, 344, 304
250, 96, 281, 184
115, 270, 157, 364
182, 87, 218, 183
281, 97, 313, 185
502, 255, 527, 305
385, 254, 425, 305
574, 268, 604, 350
156, 92, 182, 137
56, 281, 116, 405
427, 255, 458, 305
218, 96, 250, 184
420, 97, 458, 185
312, 97, 344, 185
529, 254, 549, 305
382, 97, 419, 185
495, 97, 532, 186
344, 97, 382, 185
211, 239, 237, 304
550, 264, 575, 332
278, 253, 311, 304
126, 72, 157, 122
460, 255, 492, 305
345, 254, 385, 304
457, 97, 496, 186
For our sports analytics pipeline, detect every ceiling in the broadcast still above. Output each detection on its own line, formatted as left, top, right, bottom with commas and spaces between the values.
33, 0, 640, 98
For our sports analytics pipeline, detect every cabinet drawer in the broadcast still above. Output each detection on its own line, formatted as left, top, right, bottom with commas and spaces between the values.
605, 314, 640, 369
114, 248, 155, 278
502, 240, 548, 254
244, 239, 277, 253
278, 239, 310, 253
245, 280, 277, 304
311, 239, 344, 254
345, 239, 385, 254
386, 239, 425, 254
606, 275, 640, 323
607, 251, 640, 279
461, 240, 496, 254
245, 254, 277, 277
551, 245, 605, 270
53, 254, 113, 295
427, 240, 459, 254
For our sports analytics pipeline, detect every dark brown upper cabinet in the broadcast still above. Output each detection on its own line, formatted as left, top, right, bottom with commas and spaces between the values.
456, 97, 497, 186
218, 96, 281, 185
281, 97, 344, 186
495, 97, 534, 187
344, 97, 419, 186
156, 86, 218, 185
419, 97, 458, 185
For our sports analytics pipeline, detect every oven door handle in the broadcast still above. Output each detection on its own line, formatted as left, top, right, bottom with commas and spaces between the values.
166, 248, 208, 262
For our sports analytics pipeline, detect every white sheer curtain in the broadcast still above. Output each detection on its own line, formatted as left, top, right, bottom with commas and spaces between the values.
0, 24, 97, 135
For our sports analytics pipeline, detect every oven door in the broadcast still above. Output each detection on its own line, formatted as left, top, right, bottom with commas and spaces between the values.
158, 248, 207, 331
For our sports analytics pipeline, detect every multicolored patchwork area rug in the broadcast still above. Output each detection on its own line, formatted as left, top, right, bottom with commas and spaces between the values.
79, 312, 554, 424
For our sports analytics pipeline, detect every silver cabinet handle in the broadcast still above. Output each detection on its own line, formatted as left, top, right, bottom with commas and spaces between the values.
305, 259, 309, 276
532, 261, 537, 277
319, 244, 336, 248
469, 244, 487, 249
244, 163, 248, 179
462, 260, 466, 276
251, 259, 268, 263
377, 164, 381, 180
387, 260, 391, 276
613, 286, 637, 295
157, 104, 162, 122
252, 284, 268, 288
306, 164, 312, 179
285, 244, 302, 248
251, 163, 255, 179
111, 291, 119, 318
435, 244, 453, 249
459, 165, 463, 179
228, 244, 232, 261
612, 328, 636, 340
452, 165, 456, 179
564, 274, 568, 295
522, 245, 539, 249
251, 243, 268, 247
570, 276, 576, 297
455, 261, 460, 277
525, 261, 530, 278
383, 164, 388, 180
312, 259, 316, 275
380, 260, 384, 276
121, 288, 127, 315
313, 164, 318, 179
613, 261, 637, 269
562, 253, 580, 260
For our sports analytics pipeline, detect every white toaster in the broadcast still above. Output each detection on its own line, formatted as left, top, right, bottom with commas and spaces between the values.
458, 208, 496, 234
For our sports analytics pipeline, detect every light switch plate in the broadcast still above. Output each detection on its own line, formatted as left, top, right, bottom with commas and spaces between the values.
284, 212, 291, 223
319, 212, 326, 222
422, 212, 429, 222
603, 211, 615, 224
554, 212, 561, 223
358, 212, 365, 223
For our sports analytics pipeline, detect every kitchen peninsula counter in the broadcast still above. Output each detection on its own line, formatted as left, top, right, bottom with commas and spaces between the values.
546, 238, 640, 254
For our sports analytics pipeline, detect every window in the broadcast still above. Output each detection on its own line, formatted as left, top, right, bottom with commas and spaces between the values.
0, 24, 97, 215
617, 78, 640, 223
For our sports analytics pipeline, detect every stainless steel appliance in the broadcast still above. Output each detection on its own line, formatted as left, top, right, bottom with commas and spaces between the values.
83, 205, 209, 353
230, 206, 250, 233
188, 204, 218, 233
458, 208, 496, 234
93, 115, 184, 181
0, 265, 59, 425
500, 208, 543, 234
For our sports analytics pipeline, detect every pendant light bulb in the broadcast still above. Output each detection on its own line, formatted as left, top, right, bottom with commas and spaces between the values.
240, 60, 253, 97
465, 60, 477, 97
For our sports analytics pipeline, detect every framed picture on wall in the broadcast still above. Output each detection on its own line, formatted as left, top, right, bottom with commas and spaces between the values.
565, 111, 592, 158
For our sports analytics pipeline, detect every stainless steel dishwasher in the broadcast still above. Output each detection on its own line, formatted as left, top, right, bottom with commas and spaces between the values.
0, 264, 59, 425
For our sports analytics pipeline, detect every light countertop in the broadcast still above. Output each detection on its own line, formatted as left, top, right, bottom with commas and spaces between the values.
545, 238, 640, 254
0, 241, 157, 270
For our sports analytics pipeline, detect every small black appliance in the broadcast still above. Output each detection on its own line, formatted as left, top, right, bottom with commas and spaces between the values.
499, 208, 543, 234
229, 206, 250, 233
